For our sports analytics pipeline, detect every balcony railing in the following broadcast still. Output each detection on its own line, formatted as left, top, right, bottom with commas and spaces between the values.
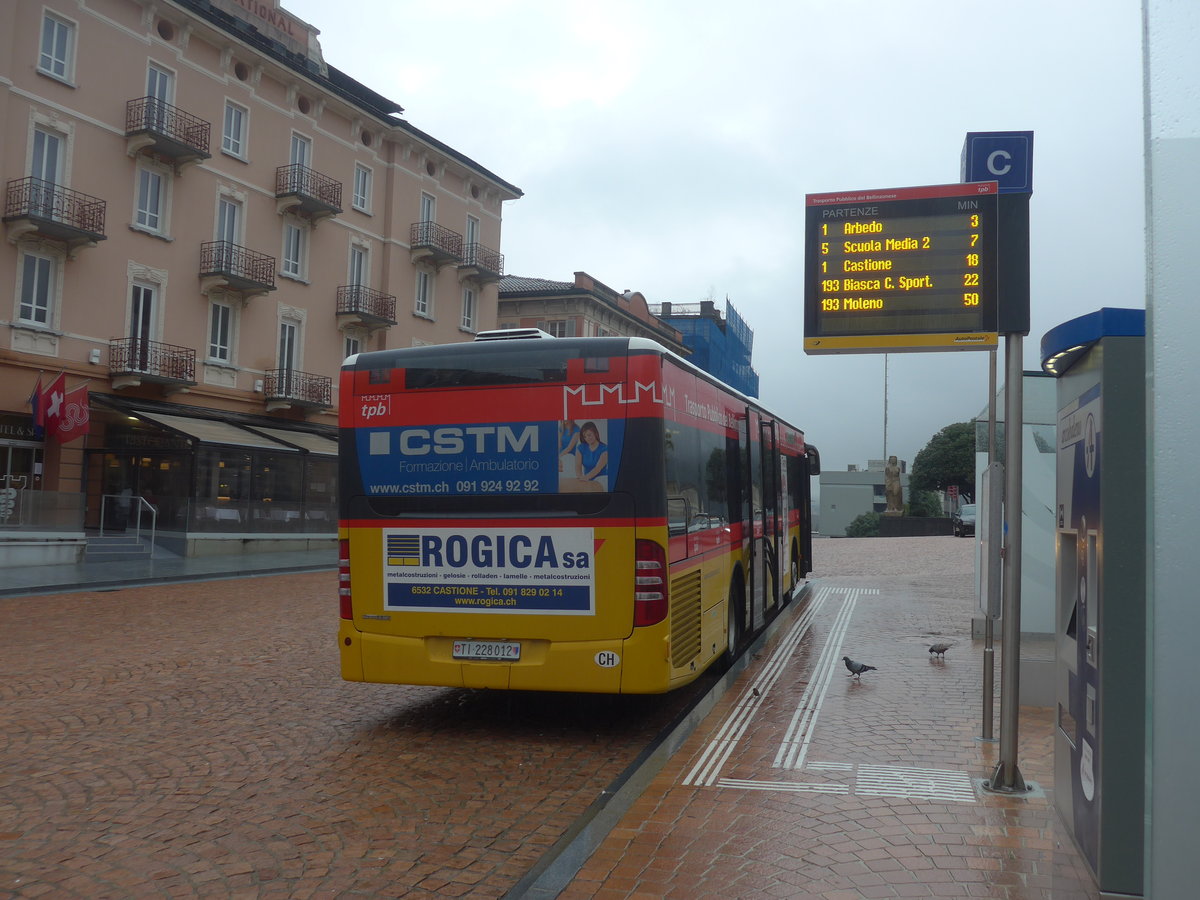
109, 337, 196, 385
125, 96, 211, 163
3, 176, 106, 246
275, 164, 342, 219
410, 220, 463, 268
460, 242, 505, 282
264, 368, 332, 409
199, 240, 276, 296
336, 284, 397, 326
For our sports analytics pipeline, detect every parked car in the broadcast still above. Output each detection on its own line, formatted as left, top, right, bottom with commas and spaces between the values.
952, 503, 976, 537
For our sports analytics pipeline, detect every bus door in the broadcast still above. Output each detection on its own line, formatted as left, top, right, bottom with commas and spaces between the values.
758, 418, 781, 616
745, 411, 780, 631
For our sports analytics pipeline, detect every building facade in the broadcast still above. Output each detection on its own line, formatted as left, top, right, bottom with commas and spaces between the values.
651, 298, 759, 397
1, 0, 520, 562
497, 271, 688, 355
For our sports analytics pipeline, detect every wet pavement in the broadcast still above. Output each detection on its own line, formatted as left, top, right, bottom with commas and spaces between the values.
552, 537, 1099, 899
0, 536, 1100, 898
0, 570, 704, 899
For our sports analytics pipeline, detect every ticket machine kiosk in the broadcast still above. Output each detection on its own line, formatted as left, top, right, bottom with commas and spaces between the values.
1040, 308, 1145, 897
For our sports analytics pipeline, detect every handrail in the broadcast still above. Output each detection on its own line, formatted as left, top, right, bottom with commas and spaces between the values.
98, 493, 158, 550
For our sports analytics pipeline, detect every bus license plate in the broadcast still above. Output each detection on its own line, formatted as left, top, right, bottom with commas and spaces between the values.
452, 640, 521, 661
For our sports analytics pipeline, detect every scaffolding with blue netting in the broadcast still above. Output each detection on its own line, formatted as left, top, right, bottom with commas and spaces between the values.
655, 299, 760, 397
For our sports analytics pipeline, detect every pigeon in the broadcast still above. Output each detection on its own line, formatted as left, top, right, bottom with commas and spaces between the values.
928, 642, 952, 658
843, 656, 877, 678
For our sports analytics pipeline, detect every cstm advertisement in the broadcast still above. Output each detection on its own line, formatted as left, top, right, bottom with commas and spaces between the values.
356, 411, 625, 497
382, 527, 596, 614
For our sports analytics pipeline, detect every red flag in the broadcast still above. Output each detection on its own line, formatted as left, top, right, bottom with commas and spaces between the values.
53, 382, 91, 444
40, 373, 66, 441
28, 374, 44, 438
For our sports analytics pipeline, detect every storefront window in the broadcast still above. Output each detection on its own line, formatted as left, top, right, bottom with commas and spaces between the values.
85, 400, 337, 536
305, 456, 337, 531
196, 447, 252, 529
253, 452, 303, 531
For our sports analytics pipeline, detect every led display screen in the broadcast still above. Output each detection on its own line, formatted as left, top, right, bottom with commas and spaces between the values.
804, 182, 999, 354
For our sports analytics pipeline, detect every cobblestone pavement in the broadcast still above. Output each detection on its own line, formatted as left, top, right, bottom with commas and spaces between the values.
560, 537, 1100, 899
0, 572, 704, 899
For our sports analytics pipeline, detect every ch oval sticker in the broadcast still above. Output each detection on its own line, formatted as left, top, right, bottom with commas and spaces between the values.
594, 650, 620, 668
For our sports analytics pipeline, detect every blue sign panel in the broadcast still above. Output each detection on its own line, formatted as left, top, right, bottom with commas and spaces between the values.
961, 131, 1034, 194
356, 418, 625, 496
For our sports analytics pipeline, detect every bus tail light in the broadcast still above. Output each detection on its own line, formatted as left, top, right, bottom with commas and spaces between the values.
339, 538, 353, 620
634, 539, 668, 627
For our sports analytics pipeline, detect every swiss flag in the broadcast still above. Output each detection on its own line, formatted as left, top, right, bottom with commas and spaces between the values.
42, 375, 90, 443
39, 373, 65, 440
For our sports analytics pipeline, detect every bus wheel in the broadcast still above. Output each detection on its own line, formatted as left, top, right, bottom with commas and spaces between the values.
725, 576, 745, 663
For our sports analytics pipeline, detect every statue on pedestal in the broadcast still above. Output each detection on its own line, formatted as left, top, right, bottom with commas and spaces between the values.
884, 455, 903, 516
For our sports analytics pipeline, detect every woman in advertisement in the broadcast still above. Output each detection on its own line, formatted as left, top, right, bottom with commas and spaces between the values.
569, 421, 608, 492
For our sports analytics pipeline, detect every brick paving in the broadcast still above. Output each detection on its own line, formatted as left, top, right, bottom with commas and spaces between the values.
0, 572, 703, 899
559, 537, 1100, 899
1, 538, 1102, 899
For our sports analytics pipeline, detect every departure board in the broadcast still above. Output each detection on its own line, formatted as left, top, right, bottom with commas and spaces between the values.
803, 182, 999, 354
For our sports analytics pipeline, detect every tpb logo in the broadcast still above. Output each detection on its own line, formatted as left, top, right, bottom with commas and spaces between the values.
360, 394, 390, 420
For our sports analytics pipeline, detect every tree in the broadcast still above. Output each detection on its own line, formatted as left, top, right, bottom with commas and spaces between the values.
845, 511, 882, 537
909, 421, 975, 500
907, 489, 943, 518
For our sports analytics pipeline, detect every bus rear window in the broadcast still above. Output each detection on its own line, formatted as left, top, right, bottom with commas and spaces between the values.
404, 348, 570, 388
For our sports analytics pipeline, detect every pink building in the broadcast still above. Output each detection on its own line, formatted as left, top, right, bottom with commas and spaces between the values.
0, 0, 521, 563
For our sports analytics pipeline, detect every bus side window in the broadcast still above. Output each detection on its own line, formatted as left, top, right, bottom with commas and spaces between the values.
668, 496, 690, 536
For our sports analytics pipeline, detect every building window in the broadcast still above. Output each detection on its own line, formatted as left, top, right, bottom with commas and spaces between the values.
146, 63, 174, 106
348, 243, 368, 286
289, 132, 311, 167
222, 101, 247, 158
208, 301, 232, 362
279, 317, 300, 371
420, 192, 434, 222
414, 270, 431, 318
31, 126, 64, 187
18, 252, 55, 326
538, 319, 574, 338
281, 222, 307, 280
128, 282, 158, 370
352, 164, 371, 212
38, 12, 75, 82
466, 214, 480, 245
344, 334, 361, 359
135, 165, 165, 233
216, 195, 241, 244
461, 287, 477, 332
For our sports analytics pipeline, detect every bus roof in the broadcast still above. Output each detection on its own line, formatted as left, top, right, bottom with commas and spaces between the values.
343, 335, 806, 443
344, 335, 667, 370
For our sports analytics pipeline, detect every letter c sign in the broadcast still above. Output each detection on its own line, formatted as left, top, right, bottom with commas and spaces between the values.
986, 149, 1013, 177
962, 131, 1033, 194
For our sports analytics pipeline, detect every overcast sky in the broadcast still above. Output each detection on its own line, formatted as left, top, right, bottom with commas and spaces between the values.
285, 0, 1146, 479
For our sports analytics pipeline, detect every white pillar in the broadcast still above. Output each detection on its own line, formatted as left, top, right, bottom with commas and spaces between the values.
1144, 2, 1200, 895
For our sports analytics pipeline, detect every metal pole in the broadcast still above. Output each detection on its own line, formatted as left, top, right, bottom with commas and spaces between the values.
988, 334, 1026, 792
882, 353, 889, 462
981, 349, 997, 741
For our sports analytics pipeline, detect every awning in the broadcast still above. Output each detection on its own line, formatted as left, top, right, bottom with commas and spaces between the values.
241, 425, 338, 456
135, 411, 299, 452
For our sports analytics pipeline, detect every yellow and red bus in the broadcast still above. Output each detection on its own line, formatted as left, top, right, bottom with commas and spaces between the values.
337, 331, 819, 693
